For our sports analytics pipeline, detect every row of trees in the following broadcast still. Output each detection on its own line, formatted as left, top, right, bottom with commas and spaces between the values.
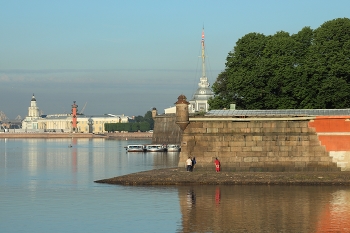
208, 18, 350, 110
105, 122, 150, 132
104, 110, 154, 132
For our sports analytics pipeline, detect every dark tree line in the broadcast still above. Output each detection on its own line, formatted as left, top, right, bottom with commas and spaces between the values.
104, 110, 154, 132
208, 18, 350, 110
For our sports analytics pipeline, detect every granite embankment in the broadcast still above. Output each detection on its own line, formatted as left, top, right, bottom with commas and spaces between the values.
0, 132, 152, 139
95, 167, 350, 186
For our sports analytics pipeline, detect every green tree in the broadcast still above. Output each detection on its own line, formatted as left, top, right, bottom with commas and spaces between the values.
139, 121, 150, 132
104, 110, 153, 132
302, 18, 350, 108
209, 18, 350, 110
143, 111, 154, 129
131, 123, 139, 132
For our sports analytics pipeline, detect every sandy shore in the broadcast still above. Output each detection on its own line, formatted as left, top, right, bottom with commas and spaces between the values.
95, 167, 350, 186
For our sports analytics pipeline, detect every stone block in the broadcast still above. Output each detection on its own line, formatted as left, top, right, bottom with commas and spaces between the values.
267, 151, 275, 157
203, 151, 218, 158
308, 135, 319, 141
221, 146, 231, 152
187, 128, 207, 134
231, 147, 243, 152
229, 141, 246, 147
317, 161, 332, 167
278, 151, 289, 157
232, 122, 248, 128
252, 135, 263, 141
216, 151, 233, 158
294, 161, 306, 167
319, 156, 332, 162
196, 147, 209, 154
252, 146, 263, 152
228, 156, 242, 162
216, 141, 229, 147
195, 140, 209, 147
276, 121, 288, 128
205, 128, 218, 133
182, 135, 195, 141
301, 127, 310, 133
189, 122, 203, 128
310, 146, 326, 153
279, 146, 290, 151
243, 156, 259, 162
301, 141, 310, 146
239, 161, 251, 167
262, 122, 274, 128
245, 141, 256, 147
250, 127, 262, 133
231, 135, 245, 141
284, 140, 299, 146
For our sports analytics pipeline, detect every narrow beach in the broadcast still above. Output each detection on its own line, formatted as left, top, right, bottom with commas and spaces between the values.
95, 168, 350, 186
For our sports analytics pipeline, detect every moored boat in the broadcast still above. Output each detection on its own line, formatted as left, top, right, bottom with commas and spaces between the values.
166, 144, 181, 152
145, 144, 166, 152
126, 145, 146, 152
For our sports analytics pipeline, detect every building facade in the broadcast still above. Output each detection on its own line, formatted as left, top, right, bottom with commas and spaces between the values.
22, 94, 42, 131
21, 95, 130, 134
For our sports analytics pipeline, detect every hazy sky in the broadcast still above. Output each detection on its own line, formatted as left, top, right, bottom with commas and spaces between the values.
1, 0, 349, 119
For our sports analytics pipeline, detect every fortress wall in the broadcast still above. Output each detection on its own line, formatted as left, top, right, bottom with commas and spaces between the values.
178, 117, 350, 172
152, 114, 182, 144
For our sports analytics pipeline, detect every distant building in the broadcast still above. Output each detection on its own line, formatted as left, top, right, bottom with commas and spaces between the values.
20, 94, 130, 134
164, 106, 176, 114
37, 114, 129, 133
22, 94, 41, 131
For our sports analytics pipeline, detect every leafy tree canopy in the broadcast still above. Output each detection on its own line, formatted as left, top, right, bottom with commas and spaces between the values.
105, 110, 154, 132
209, 18, 350, 110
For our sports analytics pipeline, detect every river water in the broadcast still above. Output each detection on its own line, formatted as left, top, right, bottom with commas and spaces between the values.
1, 138, 350, 233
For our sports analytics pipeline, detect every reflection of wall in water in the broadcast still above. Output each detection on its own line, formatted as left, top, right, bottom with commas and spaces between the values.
178, 186, 344, 232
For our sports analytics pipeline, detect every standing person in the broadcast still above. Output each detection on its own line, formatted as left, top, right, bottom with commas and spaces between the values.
191, 157, 196, 172
186, 157, 192, 172
214, 157, 220, 172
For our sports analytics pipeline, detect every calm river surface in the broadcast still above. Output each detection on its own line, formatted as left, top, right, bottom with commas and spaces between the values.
1, 138, 350, 233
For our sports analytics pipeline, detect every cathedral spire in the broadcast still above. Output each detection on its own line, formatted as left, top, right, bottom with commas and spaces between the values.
188, 26, 214, 113
201, 26, 206, 80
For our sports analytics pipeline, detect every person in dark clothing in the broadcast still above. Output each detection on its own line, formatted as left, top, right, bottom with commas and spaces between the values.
191, 157, 196, 171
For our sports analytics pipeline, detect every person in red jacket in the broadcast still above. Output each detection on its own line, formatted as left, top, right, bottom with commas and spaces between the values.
214, 158, 220, 172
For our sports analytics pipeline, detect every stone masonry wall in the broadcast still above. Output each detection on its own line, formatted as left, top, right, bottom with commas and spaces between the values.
152, 114, 182, 144
179, 119, 340, 172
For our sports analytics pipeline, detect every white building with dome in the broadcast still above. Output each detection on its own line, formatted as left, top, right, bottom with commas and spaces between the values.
22, 94, 42, 131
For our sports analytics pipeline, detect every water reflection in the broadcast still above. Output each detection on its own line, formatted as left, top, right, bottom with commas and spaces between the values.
2, 138, 350, 233
178, 185, 350, 233
315, 190, 350, 232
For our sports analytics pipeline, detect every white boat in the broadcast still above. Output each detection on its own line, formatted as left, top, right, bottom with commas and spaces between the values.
166, 144, 181, 152
126, 145, 146, 152
145, 144, 166, 152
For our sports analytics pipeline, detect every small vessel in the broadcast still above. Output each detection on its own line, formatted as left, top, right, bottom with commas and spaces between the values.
166, 144, 181, 152
126, 145, 146, 152
145, 144, 166, 152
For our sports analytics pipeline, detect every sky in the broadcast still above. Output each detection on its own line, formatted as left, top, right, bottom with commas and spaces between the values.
1, 0, 349, 119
